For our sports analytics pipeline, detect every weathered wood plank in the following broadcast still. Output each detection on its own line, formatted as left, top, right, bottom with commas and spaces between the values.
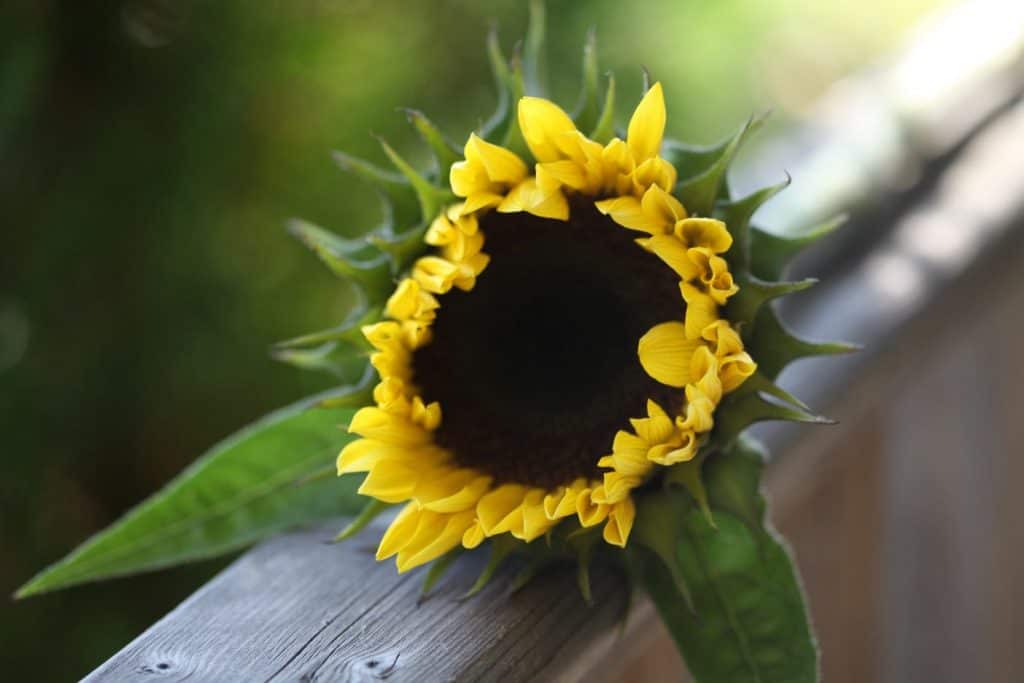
84, 520, 628, 682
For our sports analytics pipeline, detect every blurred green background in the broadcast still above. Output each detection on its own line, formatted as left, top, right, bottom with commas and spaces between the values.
1, 0, 941, 679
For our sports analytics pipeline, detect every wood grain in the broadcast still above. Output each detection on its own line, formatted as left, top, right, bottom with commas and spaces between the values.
85, 520, 629, 682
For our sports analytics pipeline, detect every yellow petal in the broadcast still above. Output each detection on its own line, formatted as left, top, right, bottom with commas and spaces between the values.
701, 320, 744, 358
627, 82, 666, 162
641, 184, 686, 227
629, 410, 676, 445
376, 502, 422, 560
476, 483, 529, 535
398, 509, 476, 573
632, 156, 677, 194
358, 460, 419, 503
337, 438, 408, 475
348, 406, 431, 446
680, 282, 720, 339
576, 487, 610, 527
641, 234, 702, 280
720, 351, 757, 393
462, 520, 486, 549
638, 321, 702, 387
412, 256, 460, 294
498, 178, 569, 220
543, 478, 587, 520
419, 471, 492, 513
676, 217, 733, 253
648, 429, 698, 465
537, 160, 589, 191
449, 159, 487, 198
460, 191, 505, 214
466, 133, 528, 183
600, 471, 643, 503
517, 490, 554, 542
518, 96, 579, 163
385, 278, 420, 321
594, 196, 666, 234
603, 498, 636, 547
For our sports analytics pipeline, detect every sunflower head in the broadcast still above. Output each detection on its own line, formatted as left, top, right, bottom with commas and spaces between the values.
280, 2, 848, 588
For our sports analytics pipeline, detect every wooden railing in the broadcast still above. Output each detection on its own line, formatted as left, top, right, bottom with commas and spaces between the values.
87, 5, 1024, 681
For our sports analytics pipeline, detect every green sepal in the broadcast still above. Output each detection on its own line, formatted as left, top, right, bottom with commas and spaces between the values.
631, 489, 695, 611
666, 457, 714, 528
332, 498, 394, 542
567, 526, 601, 605
742, 370, 811, 411
286, 218, 392, 293
462, 535, 516, 599
589, 73, 616, 144
509, 556, 555, 595
367, 222, 430, 273
420, 549, 462, 601
332, 149, 419, 229
481, 25, 513, 140
522, 0, 547, 96
270, 341, 365, 380
272, 306, 382, 351
572, 29, 601, 134
749, 215, 847, 281
481, 26, 529, 159
378, 138, 454, 223
313, 364, 377, 408
404, 108, 461, 182
726, 273, 817, 329
747, 305, 860, 380
667, 114, 767, 213
715, 391, 835, 445
718, 176, 790, 272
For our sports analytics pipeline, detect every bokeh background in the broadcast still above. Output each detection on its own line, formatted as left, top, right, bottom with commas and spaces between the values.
0, 0, 963, 679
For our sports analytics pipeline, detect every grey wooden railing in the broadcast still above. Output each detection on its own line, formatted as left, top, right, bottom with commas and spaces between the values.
87, 4, 1024, 681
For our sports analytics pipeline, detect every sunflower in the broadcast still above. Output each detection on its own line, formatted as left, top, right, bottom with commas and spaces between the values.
336, 82, 756, 572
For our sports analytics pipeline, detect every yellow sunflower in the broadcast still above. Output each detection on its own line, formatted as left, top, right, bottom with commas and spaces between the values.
337, 83, 756, 572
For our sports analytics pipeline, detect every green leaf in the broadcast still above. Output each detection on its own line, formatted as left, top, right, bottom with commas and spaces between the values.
642, 437, 818, 683
703, 435, 767, 530
16, 395, 364, 598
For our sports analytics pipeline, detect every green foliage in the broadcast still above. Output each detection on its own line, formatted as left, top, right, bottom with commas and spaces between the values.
748, 306, 860, 380
641, 438, 819, 683
749, 217, 846, 281
16, 396, 362, 598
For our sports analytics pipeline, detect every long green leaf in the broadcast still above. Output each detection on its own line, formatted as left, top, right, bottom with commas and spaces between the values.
16, 394, 363, 598
643, 438, 818, 682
